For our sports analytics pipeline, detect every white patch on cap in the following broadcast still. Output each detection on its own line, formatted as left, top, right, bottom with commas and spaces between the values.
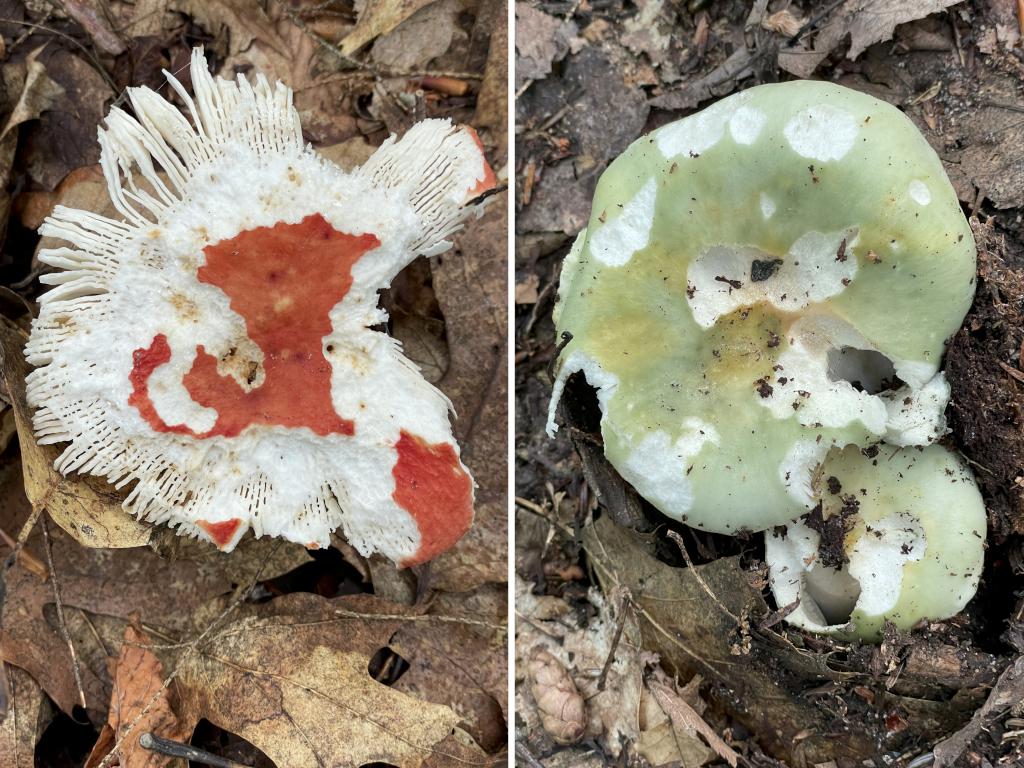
783, 104, 858, 162
729, 106, 767, 145
588, 179, 657, 267
145, 344, 218, 433
686, 228, 858, 328
883, 373, 950, 446
758, 316, 951, 444
546, 349, 620, 436
617, 418, 719, 518
760, 193, 776, 219
779, 438, 831, 508
848, 512, 925, 615
908, 179, 931, 206
655, 98, 738, 159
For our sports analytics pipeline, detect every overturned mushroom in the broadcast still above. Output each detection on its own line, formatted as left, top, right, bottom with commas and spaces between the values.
548, 81, 976, 535
765, 444, 985, 641
25, 49, 495, 563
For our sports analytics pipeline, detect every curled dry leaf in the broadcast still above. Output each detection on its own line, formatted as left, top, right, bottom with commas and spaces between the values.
341, 0, 441, 55
173, 593, 490, 767
526, 649, 586, 745
0, 320, 152, 549
86, 622, 187, 768
0, 47, 65, 142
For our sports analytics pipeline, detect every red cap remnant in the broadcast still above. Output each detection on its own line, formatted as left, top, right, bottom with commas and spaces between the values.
463, 126, 497, 200
393, 430, 474, 567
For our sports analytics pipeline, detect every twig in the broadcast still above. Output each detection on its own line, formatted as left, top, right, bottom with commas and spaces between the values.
596, 593, 630, 691
41, 516, 87, 710
515, 741, 546, 768
140, 733, 252, 768
786, 0, 847, 44
0, 526, 46, 577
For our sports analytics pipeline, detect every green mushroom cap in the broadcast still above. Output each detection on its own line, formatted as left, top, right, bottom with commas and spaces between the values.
765, 444, 986, 641
549, 81, 977, 535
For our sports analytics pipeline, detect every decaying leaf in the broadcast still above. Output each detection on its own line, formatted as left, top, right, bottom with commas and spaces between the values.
777, 0, 962, 77
0, 665, 50, 768
582, 516, 879, 764
636, 680, 715, 768
647, 679, 738, 767
341, 0, 441, 55
86, 622, 187, 768
0, 47, 64, 142
0, 320, 152, 549
173, 593, 488, 767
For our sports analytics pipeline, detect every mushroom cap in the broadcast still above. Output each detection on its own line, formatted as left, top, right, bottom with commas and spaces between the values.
549, 81, 976, 534
765, 444, 986, 641
25, 49, 495, 563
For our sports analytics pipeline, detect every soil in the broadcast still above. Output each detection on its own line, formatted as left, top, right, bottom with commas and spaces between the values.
515, 1, 1024, 766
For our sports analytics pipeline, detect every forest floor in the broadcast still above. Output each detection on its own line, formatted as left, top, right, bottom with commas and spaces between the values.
514, 1, 1024, 766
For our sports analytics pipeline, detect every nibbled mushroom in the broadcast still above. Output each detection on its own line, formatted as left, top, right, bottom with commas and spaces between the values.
765, 444, 985, 641
25, 48, 495, 563
548, 81, 977, 535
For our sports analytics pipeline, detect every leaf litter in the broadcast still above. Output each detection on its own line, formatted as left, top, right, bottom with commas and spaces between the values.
515, 0, 1024, 765
0, 0, 508, 764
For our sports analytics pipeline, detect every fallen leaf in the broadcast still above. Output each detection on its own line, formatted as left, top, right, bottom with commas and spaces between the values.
0, 321, 152, 549
391, 584, 508, 751
636, 682, 715, 768
371, 0, 460, 70
474, 0, 508, 145
19, 48, 111, 191
514, 3, 578, 88
0, 665, 50, 768
582, 516, 879, 764
168, 0, 290, 59
173, 593, 489, 767
86, 622, 187, 768
0, 459, 229, 714
777, 0, 962, 77
392, 313, 450, 383
341, 0, 441, 55
515, 273, 540, 304
429, 200, 508, 590
64, 0, 126, 55
0, 47, 66, 141
648, 679, 738, 767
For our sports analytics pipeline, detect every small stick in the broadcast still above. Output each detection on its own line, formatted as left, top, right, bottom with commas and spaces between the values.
41, 516, 87, 710
0, 526, 46, 577
139, 733, 251, 768
596, 593, 631, 691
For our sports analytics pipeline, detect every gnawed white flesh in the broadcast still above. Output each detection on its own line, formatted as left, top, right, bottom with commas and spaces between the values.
765, 444, 986, 640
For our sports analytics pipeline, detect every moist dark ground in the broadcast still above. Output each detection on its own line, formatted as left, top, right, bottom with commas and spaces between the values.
515, 1, 1024, 766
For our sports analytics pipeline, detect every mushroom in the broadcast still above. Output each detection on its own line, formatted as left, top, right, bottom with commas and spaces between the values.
765, 444, 985, 640
25, 48, 495, 564
548, 80, 977, 535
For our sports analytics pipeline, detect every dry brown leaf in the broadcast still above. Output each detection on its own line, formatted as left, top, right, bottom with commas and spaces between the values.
0, 461, 229, 714
0, 321, 152, 549
391, 584, 508, 751
86, 622, 187, 768
636, 683, 715, 768
648, 680, 738, 768
19, 48, 110, 191
778, 0, 962, 77
341, 0, 441, 55
0, 665, 50, 768
173, 593, 490, 767
371, 0, 460, 70
168, 0, 290, 59
429, 200, 508, 590
0, 47, 65, 142
392, 313, 450, 383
